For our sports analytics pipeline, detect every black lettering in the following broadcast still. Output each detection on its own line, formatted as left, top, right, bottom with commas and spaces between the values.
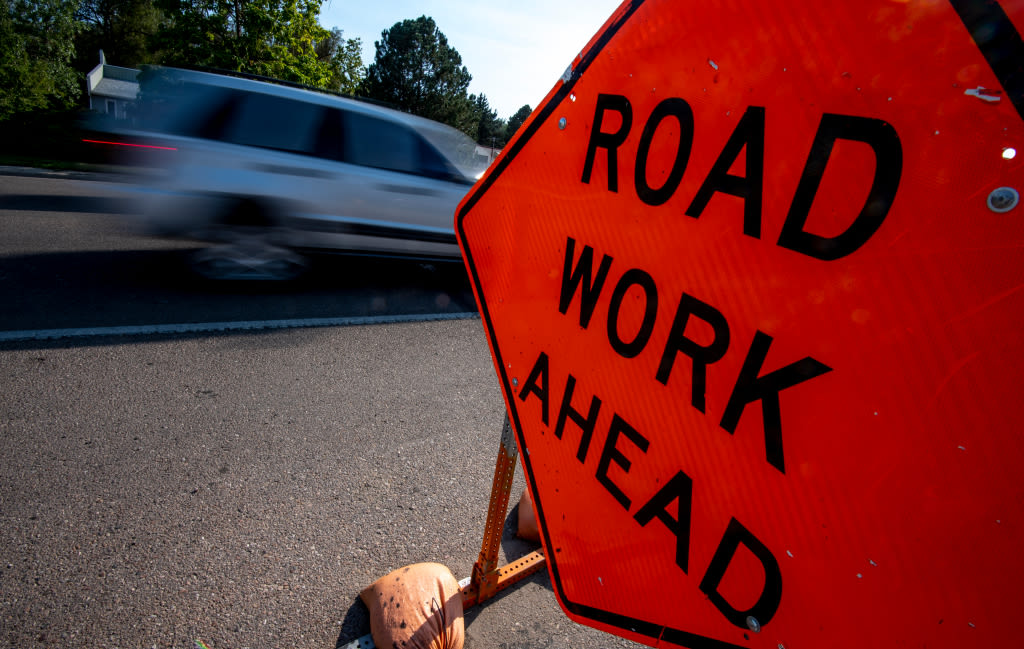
656, 293, 731, 413
720, 331, 832, 474
596, 414, 650, 510
633, 471, 694, 573
699, 518, 783, 630
553, 374, 602, 463
634, 97, 695, 206
606, 268, 659, 358
559, 237, 613, 329
777, 113, 902, 260
686, 106, 766, 238
581, 94, 633, 192
518, 351, 550, 425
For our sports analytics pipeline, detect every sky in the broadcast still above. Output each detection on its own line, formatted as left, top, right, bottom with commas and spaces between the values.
318, 0, 624, 120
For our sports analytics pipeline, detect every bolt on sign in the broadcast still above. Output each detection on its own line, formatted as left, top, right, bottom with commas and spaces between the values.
456, 0, 1024, 647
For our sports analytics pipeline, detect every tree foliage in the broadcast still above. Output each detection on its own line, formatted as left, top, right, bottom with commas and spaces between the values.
150, 0, 344, 87
360, 15, 474, 133
1, 0, 82, 120
74, 0, 162, 70
504, 104, 532, 142
70, 0, 366, 94
468, 93, 505, 147
1, 0, 537, 148
315, 26, 364, 94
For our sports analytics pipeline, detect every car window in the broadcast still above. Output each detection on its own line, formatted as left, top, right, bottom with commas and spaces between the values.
343, 111, 467, 181
138, 84, 237, 139
314, 108, 344, 161
194, 89, 241, 140
221, 93, 325, 156
343, 111, 421, 174
415, 120, 488, 181
417, 139, 465, 182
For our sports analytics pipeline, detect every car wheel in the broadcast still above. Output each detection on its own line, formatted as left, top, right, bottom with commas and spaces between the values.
189, 239, 308, 281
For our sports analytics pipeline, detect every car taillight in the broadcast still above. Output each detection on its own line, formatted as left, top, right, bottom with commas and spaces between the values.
82, 139, 178, 151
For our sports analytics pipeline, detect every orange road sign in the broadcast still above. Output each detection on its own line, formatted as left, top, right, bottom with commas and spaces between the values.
456, 1, 1024, 647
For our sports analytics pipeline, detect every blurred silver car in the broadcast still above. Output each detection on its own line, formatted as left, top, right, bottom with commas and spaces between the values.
109, 68, 489, 279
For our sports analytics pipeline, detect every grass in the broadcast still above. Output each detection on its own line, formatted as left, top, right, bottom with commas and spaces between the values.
0, 153, 107, 172
0, 108, 124, 174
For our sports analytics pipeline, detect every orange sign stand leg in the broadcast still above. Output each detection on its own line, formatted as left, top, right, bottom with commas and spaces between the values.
460, 414, 546, 609
340, 415, 548, 649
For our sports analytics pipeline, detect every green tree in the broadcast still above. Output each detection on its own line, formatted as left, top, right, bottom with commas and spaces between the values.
74, 0, 162, 70
151, 0, 336, 87
468, 93, 506, 147
0, 0, 82, 121
360, 15, 474, 132
315, 26, 364, 94
504, 104, 532, 143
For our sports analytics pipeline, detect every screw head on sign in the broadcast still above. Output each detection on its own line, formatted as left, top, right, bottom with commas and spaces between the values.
558, 117, 568, 130
987, 187, 1019, 213
746, 616, 761, 633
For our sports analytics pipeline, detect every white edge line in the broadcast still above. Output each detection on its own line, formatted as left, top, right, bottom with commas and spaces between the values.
0, 312, 479, 343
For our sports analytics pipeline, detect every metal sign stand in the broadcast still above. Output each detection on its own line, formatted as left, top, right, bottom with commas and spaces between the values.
460, 413, 547, 608
341, 414, 546, 649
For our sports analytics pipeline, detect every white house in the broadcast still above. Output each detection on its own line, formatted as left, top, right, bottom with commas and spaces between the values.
86, 51, 140, 120
475, 145, 501, 166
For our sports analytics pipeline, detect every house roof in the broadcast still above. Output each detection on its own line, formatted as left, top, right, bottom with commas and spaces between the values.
92, 77, 139, 101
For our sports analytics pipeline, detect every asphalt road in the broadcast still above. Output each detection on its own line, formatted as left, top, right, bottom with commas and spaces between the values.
0, 170, 644, 649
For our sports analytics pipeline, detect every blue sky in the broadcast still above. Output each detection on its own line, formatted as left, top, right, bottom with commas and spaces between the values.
318, 0, 623, 119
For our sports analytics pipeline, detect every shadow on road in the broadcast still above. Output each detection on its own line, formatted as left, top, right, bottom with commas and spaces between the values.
335, 597, 371, 648
0, 193, 135, 214
0, 247, 478, 344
